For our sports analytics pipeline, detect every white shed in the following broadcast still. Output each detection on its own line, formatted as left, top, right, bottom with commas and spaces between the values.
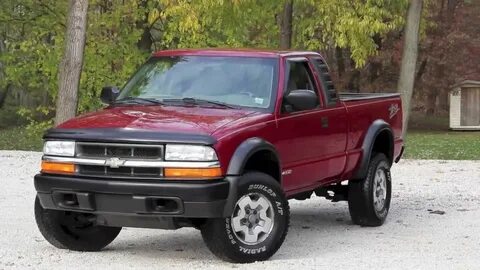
449, 80, 480, 130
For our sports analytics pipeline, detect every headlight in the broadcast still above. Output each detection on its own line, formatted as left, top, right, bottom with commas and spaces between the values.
165, 144, 217, 161
43, 141, 76, 157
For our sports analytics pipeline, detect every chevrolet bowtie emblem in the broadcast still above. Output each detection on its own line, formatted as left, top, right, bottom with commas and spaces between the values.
105, 157, 125, 168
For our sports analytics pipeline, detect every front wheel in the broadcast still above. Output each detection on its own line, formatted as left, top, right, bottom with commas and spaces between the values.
201, 172, 289, 263
348, 153, 392, 226
34, 196, 121, 251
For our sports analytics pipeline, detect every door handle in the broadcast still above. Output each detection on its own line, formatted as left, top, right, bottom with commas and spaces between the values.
321, 117, 328, 128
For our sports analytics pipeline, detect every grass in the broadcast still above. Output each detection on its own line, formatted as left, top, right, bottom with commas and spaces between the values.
0, 125, 479, 160
404, 112, 480, 160
0, 127, 43, 151
404, 131, 480, 160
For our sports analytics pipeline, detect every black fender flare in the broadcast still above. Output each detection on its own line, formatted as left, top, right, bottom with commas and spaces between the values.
352, 119, 394, 180
226, 137, 281, 176
223, 137, 281, 216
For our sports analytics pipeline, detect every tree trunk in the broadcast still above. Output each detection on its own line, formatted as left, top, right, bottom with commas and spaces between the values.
438, 88, 449, 112
425, 90, 436, 116
348, 57, 361, 92
0, 35, 5, 78
347, 72, 361, 92
0, 35, 5, 53
415, 58, 428, 83
397, 0, 423, 137
446, 0, 457, 23
137, 27, 153, 51
335, 47, 345, 77
0, 83, 11, 109
279, 0, 293, 49
54, 0, 89, 125
136, 0, 153, 52
0, 33, 9, 109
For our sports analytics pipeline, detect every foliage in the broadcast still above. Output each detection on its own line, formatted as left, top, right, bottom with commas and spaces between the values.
0, 0, 411, 127
0, 0, 150, 120
0, 127, 44, 151
80, 0, 150, 112
415, 0, 480, 115
3, 0, 475, 133
149, 0, 282, 49
17, 106, 54, 138
295, 0, 408, 67
0, 0, 66, 116
151, 0, 408, 66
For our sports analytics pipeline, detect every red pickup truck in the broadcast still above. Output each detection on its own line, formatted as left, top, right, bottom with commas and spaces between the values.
34, 49, 404, 263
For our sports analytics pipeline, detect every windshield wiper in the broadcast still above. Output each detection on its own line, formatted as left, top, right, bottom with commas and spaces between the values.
163, 97, 236, 109
113, 97, 164, 105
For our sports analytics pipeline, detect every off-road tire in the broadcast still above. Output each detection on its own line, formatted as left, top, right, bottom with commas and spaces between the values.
348, 153, 392, 226
35, 196, 121, 251
201, 172, 289, 263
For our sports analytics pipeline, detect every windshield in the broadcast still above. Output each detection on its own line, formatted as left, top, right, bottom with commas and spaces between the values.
117, 56, 279, 110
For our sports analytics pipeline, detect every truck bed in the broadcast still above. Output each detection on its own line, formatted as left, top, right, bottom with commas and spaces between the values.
339, 92, 400, 102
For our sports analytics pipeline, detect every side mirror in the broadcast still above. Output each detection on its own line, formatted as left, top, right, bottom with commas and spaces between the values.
284, 90, 319, 112
100, 86, 120, 104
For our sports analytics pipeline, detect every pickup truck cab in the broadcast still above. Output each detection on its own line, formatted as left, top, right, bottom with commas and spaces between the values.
34, 49, 404, 263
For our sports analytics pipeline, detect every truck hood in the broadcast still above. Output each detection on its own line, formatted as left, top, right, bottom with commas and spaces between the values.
58, 105, 259, 135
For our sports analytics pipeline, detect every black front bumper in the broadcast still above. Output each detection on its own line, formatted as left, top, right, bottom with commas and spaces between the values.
35, 174, 235, 228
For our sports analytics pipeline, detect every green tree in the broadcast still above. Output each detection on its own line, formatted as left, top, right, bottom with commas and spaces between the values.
0, 0, 410, 130
294, 0, 408, 67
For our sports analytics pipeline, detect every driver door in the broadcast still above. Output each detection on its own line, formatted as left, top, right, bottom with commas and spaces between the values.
276, 57, 332, 192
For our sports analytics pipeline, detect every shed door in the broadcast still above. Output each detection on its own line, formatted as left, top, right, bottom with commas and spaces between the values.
461, 87, 480, 126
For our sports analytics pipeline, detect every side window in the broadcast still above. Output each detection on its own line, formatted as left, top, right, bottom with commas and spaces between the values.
283, 60, 319, 113
311, 58, 338, 106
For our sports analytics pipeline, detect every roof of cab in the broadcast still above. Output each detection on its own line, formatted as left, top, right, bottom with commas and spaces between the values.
152, 48, 322, 58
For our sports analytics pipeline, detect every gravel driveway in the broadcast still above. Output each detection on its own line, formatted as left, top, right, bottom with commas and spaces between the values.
0, 151, 479, 269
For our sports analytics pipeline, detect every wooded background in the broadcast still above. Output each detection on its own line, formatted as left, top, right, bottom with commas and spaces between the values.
0, 0, 478, 134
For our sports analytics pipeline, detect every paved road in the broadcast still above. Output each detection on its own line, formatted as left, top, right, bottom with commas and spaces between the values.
0, 151, 479, 269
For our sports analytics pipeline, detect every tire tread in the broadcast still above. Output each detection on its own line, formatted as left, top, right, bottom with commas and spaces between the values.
348, 153, 391, 227
35, 197, 121, 251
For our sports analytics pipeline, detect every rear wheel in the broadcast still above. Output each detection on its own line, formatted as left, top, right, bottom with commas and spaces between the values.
201, 172, 289, 263
35, 196, 121, 251
348, 153, 392, 226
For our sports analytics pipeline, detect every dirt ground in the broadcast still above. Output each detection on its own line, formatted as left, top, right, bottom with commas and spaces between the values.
0, 151, 479, 269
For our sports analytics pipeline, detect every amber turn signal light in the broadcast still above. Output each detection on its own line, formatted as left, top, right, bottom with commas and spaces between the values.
41, 161, 75, 175
164, 167, 222, 179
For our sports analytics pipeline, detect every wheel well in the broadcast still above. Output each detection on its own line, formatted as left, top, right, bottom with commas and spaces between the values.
243, 150, 281, 183
372, 130, 393, 164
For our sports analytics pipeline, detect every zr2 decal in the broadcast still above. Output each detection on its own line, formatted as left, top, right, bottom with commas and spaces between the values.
388, 104, 400, 119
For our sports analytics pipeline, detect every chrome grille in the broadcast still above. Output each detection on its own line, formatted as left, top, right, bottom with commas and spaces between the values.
76, 142, 163, 178
76, 142, 163, 160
